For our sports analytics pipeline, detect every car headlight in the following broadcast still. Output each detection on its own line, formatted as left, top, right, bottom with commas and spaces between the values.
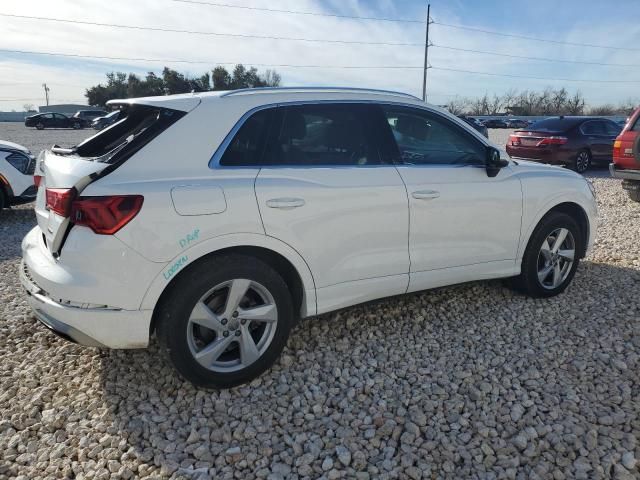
5, 152, 30, 174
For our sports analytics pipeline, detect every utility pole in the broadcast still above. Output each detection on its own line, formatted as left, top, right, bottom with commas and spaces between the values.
421, 3, 431, 102
42, 83, 50, 106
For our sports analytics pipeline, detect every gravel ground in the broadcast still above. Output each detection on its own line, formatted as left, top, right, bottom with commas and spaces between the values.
0, 124, 639, 479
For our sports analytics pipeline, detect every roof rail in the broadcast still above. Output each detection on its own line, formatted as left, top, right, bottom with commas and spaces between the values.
220, 86, 421, 100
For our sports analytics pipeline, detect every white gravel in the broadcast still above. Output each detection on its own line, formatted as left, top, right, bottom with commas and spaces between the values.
1, 124, 639, 479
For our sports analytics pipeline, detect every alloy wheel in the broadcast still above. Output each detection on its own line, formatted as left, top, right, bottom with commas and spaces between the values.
186, 279, 278, 372
536, 228, 575, 289
575, 151, 590, 173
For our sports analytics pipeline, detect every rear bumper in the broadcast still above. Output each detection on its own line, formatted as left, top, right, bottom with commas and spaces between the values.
610, 163, 640, 182
20, 226, 160, 348
20, 259, 152, 348
506, 146, 573, 166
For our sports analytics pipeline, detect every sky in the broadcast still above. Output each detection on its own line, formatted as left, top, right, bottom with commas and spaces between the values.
1, 0, 639, 111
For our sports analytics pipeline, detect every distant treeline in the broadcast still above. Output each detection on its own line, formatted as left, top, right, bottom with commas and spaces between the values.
85, 65, 281, 107
444, 87, 638, 117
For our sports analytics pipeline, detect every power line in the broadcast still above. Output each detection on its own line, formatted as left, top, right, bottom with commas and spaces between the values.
432, 44, 640, 67
0, 13, 425, 47
0, 48, 425, 69
431, 66, 640, 83
170, 0, 425, 23
432, 21, 640, 52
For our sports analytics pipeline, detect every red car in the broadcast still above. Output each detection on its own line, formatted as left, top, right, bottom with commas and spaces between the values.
506, 116, 621, 173
610, 106, 640, 202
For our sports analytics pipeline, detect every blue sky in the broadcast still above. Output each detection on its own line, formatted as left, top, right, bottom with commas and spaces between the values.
1, 0, 639, 110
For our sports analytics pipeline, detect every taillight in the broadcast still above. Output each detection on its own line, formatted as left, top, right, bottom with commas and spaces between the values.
46, 187, 76, 216
71, 195, 144, 235
536, 136, 568, 146
34, 175, 42, 187
613, 139, 622, 160
508, 134, 521, 146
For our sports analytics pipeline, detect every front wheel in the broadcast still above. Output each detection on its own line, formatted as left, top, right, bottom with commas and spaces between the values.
629, 190, 640, 203
510, 212, 582, 297
0, 188, 6, 210
35, 122, 44, 130
72, 122, 82, 129
157, 254, 294, 389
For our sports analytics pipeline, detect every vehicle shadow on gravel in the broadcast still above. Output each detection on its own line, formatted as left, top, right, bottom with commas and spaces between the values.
95, 259, 639, 478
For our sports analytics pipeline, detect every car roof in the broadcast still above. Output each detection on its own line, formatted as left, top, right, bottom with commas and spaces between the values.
107, 87, 423, 112
0, 140, 29, 153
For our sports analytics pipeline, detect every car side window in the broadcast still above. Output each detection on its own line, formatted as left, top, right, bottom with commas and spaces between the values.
263, 104, 380, 166
43, 113, 53, 119
581, 121, 605, 135
219, 108, 272, 167
604, 121, 622, 136
381, 106, 484, 165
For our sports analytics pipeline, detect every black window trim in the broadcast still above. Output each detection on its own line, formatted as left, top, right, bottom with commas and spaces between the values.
209, 100, 492, 169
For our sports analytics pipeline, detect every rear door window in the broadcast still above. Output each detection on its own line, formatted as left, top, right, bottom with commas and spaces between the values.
581, 121, 606, 135
219, 108, 272, 166
263, 104, 382, 166
604, 121, 622, 136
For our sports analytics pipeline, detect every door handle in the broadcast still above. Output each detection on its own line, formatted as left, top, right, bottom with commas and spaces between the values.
412, 190, 440, 200
266, 197, 305, 209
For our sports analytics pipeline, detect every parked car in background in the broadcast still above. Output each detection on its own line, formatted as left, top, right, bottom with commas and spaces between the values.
91, 110, 120, 130
0, 140, 36, 209
73, 109, 108, 126
505, 119, 529, 128
610, 106, 640, 202
506, 116, 622, 173
457, 115, 488, 138
20, 87, 597, 389
25, 112, 84, 130
483, 118, 509, 128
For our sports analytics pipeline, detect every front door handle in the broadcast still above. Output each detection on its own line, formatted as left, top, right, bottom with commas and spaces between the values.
266, 197, 305, 209
412, 190, 440, 200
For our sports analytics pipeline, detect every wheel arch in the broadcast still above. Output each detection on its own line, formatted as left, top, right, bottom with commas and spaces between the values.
142, 235, 317, 335
521, 201, 590, 260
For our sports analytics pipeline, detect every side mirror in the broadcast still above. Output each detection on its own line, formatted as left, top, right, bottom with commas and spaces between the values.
485, 147, 509, 177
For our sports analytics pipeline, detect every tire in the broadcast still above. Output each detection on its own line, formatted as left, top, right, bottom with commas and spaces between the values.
72, 122, 82, 130
629, 190, 640, 203
0, 188, 6, 210
510, 212, 582, 298
35, 123, 44, 130
571, 149, 591, 174
156, 254, 295, 389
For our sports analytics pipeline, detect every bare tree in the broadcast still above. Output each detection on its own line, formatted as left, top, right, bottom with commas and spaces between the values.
444, 97, 468, 115
22, 103, 35, 112
588, 104, 616, 116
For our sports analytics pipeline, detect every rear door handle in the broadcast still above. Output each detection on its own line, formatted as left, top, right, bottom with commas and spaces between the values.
412, 190, 440, 200
266, 197, 305, 209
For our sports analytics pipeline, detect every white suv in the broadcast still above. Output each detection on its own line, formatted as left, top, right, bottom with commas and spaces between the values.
20, 87, 597, 388
0, 140, 37, 209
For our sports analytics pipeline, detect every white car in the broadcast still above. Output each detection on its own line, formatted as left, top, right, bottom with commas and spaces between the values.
0, 140, 37, 209
20, 87, 597, 388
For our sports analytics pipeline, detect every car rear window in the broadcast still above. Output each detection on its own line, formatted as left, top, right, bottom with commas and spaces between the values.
66, 105, 185, 164
528, 118, 580, 132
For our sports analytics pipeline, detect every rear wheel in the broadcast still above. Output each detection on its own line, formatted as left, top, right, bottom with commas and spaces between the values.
157, 254, 295, 389
72, 122, 82, 129
35, 122, 44, 130
629, 190, 640, 203
0, 188, 6, 210
510, 212, 582, 297
571, 150, 591, 174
